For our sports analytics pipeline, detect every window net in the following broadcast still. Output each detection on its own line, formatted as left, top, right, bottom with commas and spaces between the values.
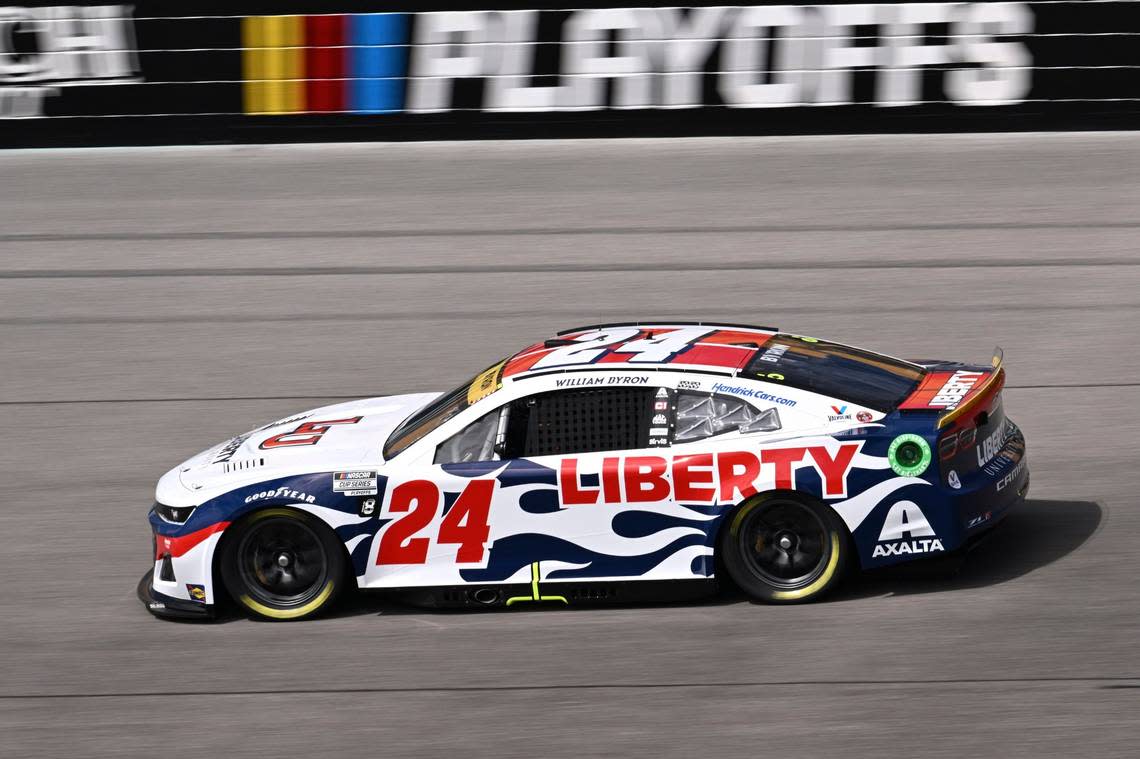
522, 387, 653, 456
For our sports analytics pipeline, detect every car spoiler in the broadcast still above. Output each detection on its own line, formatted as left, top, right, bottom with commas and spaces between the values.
898, 348, 1005, 429
936, 348, 1005, 429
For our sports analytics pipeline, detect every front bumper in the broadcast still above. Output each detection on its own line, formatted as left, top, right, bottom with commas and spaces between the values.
146, 511, 229, 615
137, 569, 214, 620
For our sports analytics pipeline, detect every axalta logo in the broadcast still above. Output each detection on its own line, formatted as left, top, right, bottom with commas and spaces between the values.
0, 5, 139, 118
930, 370, 985, 409
559, 444, 862, 505
873, 500, 944, 558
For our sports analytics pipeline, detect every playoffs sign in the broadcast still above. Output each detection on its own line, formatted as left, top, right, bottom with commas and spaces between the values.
408, 4, 1034, 112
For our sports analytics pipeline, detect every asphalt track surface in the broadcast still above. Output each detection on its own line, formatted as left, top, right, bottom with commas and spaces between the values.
2, 134, 1138, 758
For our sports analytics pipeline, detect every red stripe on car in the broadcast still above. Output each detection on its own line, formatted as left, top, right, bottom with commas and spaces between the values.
155, 522, 231, 559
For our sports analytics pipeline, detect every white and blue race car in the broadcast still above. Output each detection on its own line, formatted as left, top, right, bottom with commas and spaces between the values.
140, 323, 1028, 621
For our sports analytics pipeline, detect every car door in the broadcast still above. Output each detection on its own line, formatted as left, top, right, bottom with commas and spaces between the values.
414, 383, 699, 589
469, 384, 675, 584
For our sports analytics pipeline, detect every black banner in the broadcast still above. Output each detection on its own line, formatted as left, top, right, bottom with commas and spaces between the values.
2, 1, 1139, 147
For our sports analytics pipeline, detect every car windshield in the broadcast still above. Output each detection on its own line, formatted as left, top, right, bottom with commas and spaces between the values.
745, 334, 925, 411
383, 359, 506, 459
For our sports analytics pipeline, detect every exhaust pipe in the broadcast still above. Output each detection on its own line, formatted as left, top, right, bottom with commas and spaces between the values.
470, 588, 501, 606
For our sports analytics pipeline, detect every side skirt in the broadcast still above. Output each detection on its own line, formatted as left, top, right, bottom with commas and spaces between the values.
385, 578, 720, 610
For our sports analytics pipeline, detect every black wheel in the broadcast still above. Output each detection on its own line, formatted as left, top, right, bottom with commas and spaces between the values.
220, 508, 345, 621
719, 493, 848, 603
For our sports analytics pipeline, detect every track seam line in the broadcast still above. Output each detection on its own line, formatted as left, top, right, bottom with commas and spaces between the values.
5, 258, 1140, 278
4, 676, 1138, 700
3, 220, 1140, 243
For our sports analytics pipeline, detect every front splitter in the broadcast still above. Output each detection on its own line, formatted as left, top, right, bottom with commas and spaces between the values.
137, 569, 214, 621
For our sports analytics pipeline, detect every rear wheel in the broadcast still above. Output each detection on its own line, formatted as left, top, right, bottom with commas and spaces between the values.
719, 493, 848, 603
220, 508, 345, 621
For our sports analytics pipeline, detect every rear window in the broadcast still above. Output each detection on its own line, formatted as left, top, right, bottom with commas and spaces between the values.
745, 335, 924, 411
675, 391, 781, 443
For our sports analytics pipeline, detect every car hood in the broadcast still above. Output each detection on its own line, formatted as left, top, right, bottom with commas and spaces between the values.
156, 393, 439, 505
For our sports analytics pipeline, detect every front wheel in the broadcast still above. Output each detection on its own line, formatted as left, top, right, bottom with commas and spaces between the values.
220, 508, 345, 621
719, 494, 848, 603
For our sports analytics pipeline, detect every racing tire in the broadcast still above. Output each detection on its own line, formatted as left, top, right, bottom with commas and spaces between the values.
719, 493, 848, 604
220, 508, 346, 621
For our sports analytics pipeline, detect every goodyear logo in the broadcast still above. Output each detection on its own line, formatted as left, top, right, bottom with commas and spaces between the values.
242, 14, 408, 115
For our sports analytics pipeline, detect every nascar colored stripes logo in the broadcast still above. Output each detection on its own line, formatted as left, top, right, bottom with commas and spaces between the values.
241, 14, 408, 115
238, 4, 1035, 117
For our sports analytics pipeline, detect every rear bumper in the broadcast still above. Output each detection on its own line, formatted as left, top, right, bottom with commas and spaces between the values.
855, 418, 1028, 569
137, 569, 214, 620
955, 419, 1029, 537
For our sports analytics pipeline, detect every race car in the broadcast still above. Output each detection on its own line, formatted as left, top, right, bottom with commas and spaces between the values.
139, 322, 1028, 621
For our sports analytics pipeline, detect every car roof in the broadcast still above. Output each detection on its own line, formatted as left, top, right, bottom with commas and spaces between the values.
501, 322, 780, 381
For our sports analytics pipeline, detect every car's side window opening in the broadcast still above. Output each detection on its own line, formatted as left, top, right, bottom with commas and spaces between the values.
674, 391, 781, 444
433, 408, 501, 465
435, 387, 657, 464
511, 387, 655, 457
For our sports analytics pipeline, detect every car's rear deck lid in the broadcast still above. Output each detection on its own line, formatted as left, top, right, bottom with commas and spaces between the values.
898, 349, 1006, 429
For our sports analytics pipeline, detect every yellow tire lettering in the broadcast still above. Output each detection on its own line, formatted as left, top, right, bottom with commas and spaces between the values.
239, 580, 335, 620
771, 534, 841, 601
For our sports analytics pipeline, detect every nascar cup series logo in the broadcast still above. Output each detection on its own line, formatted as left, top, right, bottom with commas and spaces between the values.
333, 470, 379, 497
0, 5, 139, 118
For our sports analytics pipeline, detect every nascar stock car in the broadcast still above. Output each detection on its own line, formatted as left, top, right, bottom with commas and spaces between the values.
139, 323, 1028, 621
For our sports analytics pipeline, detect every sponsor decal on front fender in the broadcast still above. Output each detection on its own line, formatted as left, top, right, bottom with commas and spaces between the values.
334, 470, 378, 496
244, 486, 316, 505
